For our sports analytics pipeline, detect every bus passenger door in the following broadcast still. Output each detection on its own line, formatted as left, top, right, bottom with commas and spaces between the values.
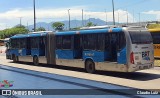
74, 35, 82, 59
39, 37, 45, 56
26, 38, 31, 55
110, 33, 118, 61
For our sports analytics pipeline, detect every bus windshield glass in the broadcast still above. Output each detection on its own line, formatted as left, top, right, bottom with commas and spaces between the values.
129, 31, 152, 44
151, 32, 160, 44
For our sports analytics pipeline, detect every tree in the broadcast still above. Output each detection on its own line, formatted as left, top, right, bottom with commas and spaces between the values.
36, 27, 46, 31
52, 22, 65, 31
0, 25, 29, 39
86, 22, 95, 27
14, 24, 26, 29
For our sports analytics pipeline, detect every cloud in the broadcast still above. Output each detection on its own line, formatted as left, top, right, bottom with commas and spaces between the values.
142, 10, 160, 20
0, 7, 134, 30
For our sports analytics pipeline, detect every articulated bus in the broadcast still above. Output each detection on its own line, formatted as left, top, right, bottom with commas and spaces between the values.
6, 26, 154, 73
148, 28, 160, 59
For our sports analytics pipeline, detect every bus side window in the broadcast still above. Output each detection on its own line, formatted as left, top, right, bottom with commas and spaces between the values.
39, 37, 45, 49
105, 34, 110, 51
83, 34, 96, 50
74, 35, 81, 50
26, 38, 31, 50
97, 34, 105, 51
19, 38, 26, 49
62, 35, 72, 49
56, 36, 62, 49
118, 32, 126, 50
12, 39, 19, 49
10, 39, 14, 49
31, 37, 39, 49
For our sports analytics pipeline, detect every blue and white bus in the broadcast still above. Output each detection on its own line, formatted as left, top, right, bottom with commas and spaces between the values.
6, 26, 154, 73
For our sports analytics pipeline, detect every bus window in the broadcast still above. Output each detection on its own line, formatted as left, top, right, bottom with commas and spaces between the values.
129, 31, 152, 44
31, 37, 39, 49
26, 38, 31, 55
118, 32, 126, 50
105, 34, 110, 51
39, 37, 45, 49
83, 34, 96, 50
62, 36, 72, 49
19, 38, 26, 49
56, 36, 62, 49
97, 34, 105, 51
151, 33, 160, 44
74, 35, 81, 50
39, 37, 46, 56
26, 38, 31, 50
11, 39, 18, 49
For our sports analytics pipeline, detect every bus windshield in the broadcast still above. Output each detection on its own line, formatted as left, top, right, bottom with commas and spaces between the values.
151, 33, 160, 44
129, 31, 152, 44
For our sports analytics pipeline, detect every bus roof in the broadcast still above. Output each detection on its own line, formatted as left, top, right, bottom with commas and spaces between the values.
10, 31, 49, 39
148, 28, 160, 32
10, 28, 123, 39
56, 28, 123, 35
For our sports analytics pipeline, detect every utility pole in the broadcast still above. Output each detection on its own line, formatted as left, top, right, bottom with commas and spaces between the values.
18, 17, 23, 26
139, 13, 141, 26
118, 12, 119, 25
89, 15, 91, 22
127, 11, 128, 25
105, 9, 107, 25
82, 9, 84, 27
33, 0, 36, 32
133, 10, 134, 23
85, 14, 86, 26
27, 21, 29, 30
112, 0, 115, 25
68, 9, 70, 30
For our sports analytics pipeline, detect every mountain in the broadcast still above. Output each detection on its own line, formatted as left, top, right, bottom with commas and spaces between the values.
27, 18, 116, 31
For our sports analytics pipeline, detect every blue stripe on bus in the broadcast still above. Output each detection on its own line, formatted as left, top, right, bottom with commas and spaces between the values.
56, 50, 75, 59
31, 49, 45, 56
83, 50, 110, 62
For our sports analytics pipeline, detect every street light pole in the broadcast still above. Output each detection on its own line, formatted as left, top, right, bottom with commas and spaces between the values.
112, 0, 115, 25
139, 13, 141, 26
33, 0, 36, 32
18, 17, 23, 26
105, 9, 107, 25
68, 9, 70, 30
118, 12, 119, 25
126, 11, 128, 25
82, 9, 84, 27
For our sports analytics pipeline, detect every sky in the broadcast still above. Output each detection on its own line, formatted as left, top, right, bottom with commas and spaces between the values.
0, 0, 160, 30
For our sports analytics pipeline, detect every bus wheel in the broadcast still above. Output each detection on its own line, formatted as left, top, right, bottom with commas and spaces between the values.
13, 55, 17, 62
85, 60, 95, 73
33, 56, 39, 66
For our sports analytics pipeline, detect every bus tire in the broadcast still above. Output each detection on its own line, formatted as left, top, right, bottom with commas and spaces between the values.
33, 56, 39, 66
85, 60, 95, 73
13, 55, 17, 63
